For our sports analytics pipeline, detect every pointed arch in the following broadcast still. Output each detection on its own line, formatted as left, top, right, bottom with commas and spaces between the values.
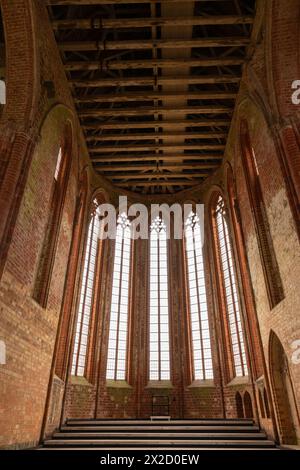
269, 331, 299, 444
244, 391, 254, 418
236, 392, 244, 418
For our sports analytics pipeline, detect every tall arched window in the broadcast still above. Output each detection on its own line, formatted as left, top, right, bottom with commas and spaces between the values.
214, 195, 248, 377
106, 213, 132, 381
149, 216, 170, 381
71, 200, 100, 376
185, 211, 213, 380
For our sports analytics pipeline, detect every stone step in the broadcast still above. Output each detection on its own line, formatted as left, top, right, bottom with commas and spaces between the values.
66, 419, 254, 427
53, 431, 267, 440
43, 438, 276, 448
61, 425, 260, 433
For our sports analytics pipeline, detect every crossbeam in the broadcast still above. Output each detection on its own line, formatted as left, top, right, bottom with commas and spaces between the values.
79, 106, 232, 118
108, 172, 210, 180
59, 37, 250, 52
52, 15, 254, 30
94, 163, 219, 171
85, 132, 227, 142
91, 154, 223, 162
75, 91, 236, 103
83, 120, 231, 130
71, 75, 241, 88
65, 57, 244, 72
116, 181, 199, 187
88, 143, 225, 152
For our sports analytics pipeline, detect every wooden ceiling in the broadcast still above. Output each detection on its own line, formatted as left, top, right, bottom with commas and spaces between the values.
46, 0, 256, 194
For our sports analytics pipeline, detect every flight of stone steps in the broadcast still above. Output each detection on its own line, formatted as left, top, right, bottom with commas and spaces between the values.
42, 418, 278, 450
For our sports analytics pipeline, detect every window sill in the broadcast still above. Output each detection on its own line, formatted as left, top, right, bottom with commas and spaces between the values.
188, 379, 215, 389
106, 380, 132, 389
227, 376, 249, 387
70, 375, 93, 386
146, 380, 173, 389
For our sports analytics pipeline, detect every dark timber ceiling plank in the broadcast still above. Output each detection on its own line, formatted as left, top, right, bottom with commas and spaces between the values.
71, 75, 241, 88
52, 16, 254, 31
94, 163, 220, 171
64, 57, 244, 71
75, 91, 237, 103
59, 37, 250, 52
91, 154, 223, 162
47, 0, 256, 194
82, 120, 231, 130
78, 106, 233, 118
48, 1, 232, 5
85, 132, 228, 142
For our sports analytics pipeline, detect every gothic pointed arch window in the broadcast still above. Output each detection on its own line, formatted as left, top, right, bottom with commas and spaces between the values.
71, 199, 101, 377
185, 211, 213, 380
106, 213, 132, 381
213, 195, 248, 378
149, 216, 170, 381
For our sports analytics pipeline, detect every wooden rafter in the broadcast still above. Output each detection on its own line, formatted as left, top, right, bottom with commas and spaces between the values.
65, 57, 244, 71
79, 106, 232, 118
75, 91, 236, 103
116, 181, 200, 187
82, 120, 231, 130
91, 154, 223, 162
85, 132, 227, 142
94, 163, 220, 171
59, 37, 250, 52
52, 16, 254, 31
71, 75, 241, 88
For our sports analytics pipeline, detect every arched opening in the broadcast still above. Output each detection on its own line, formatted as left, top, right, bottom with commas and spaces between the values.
235, 392, 244, 418
243, 391, 253, 419
263, 387, 271, 419
269, 331, 299, 444
258, 389, 265, 419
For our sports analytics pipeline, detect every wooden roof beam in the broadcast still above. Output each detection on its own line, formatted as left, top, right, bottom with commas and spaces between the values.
75, 91, 237, 104
91, 153, 223, 162
85, 132, 227, 142
59, 37, 250, 52
71, 75, 241, 88
89, 143, 225, 153
65, 57, 244, 72
94, 163, 220, 171
79, 106, 232, 118
48, 0, 232, 5
52, 16, 254, 31
116, 181, 200, 187
108, 172, 212, 180
83, 119, 231, 130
